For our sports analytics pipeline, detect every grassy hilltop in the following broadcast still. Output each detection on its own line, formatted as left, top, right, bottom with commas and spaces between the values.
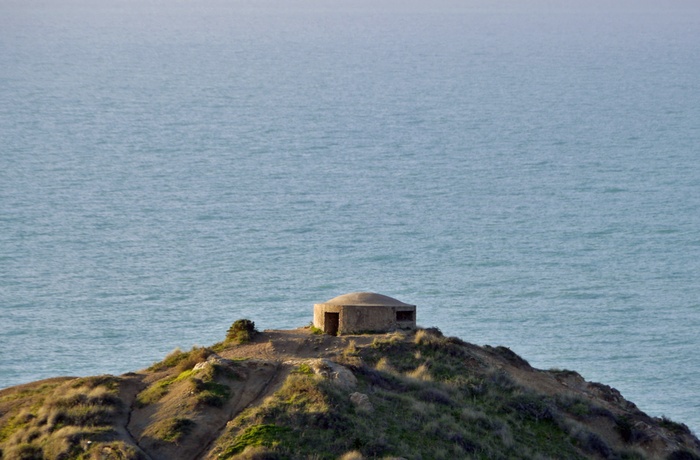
1, 321, 699, 460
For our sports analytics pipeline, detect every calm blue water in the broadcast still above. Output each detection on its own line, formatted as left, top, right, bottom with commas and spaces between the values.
2, 0, 699, 433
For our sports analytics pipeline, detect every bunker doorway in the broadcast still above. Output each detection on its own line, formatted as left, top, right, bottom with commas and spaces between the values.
324, 312, 339, 336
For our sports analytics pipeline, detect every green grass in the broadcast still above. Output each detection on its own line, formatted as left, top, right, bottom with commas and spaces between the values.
4, 327, 698, 459
147, 346, 213, 372
136, 365, 234, 409
659, 416, 692, 436
292, 363, 313, 375
135, 376, 176, 408
0, 382, 63, 404
145, 417, 195, 444
221, 424, 291, 456
0, 378, 126, 460
191, 379, 231, 407
0, 413, 31, 443
208, 329, 647, 459
309, 325, 324, 335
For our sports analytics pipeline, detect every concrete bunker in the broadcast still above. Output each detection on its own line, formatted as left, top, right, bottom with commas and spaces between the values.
313, 292, 417, 335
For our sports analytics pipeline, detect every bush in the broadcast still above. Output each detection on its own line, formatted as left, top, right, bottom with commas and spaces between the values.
134, 377, 176, 408
616, 416, 649, 444
4, 442, 43, 460
507, 393, 558, 422
659, 416, 692, 436
190, 379, 232, 407
145, 417, 195, 444
668, 450, 700, 460
416, 387, 454, 406
572, 430, 612, 458
227, 320, 258, 345
292, 363, 313, 375
486, 346, 531, 368
148, 346, 213, 372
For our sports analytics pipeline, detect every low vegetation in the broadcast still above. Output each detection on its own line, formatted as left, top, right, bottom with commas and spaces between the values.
0, 376, 137, 459
147, 346, 214, 372
143, 417, 195, 444
136, 361, 233, 409
226, 319, 258, 345
2, 321, 699, 460
208, 328, 699, 459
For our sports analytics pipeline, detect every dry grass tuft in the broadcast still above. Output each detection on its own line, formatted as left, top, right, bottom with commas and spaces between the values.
374, 357, 397, 375
406, 363, 432, 382
338, 340, 362, 367
414, 328, 444, 346
148, 346, 213, 372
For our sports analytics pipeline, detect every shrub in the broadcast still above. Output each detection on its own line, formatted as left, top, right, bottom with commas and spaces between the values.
135, 377, 175, 407
659, 416, 692, 436
486, 370, 518, 391
548, 368, 581, 379
235, 445, 284, 459
46, 403, 116, 428
406, 363, 432, 382
148, 346, 213, 372
668, 450, 700, 460
48, 387, 121, 410
616, 416, 649, 444
175, 347, 214, 372
292, 363, 313, 375
416, 387, 454, 406
145, 417, 195, 444
555, 394, 594, 419
190, 379, 232, 407
374, 357, 396, 374
148, 348, 186, 371
342, 340, 359, 358
337, 344, 362, 367
572, 430, 612, 458
276, 374, 329, 413
89, 441, 145, 460
507, 393, 558, 422
227, 320, 258, 345
69, 375, 121, 391
414, 329, 442, 346
0, 410, 34, 443
41, 426, 114, 459
4, 442, 43, 460
486, 346, 531, 368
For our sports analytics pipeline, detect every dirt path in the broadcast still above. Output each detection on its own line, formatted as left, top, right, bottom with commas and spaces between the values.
219, 328, 377, 363
123, 328, 392, 460
116, 374, 154, 460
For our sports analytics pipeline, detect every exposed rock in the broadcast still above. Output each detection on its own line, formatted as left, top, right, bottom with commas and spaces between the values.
350, 392, 373, 412
310, 358, 357, 390
193, 353, 236, 371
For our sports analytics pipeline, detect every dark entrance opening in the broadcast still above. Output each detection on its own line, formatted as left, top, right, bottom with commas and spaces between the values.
396, 311, 414, 322
324, 312, 340, 336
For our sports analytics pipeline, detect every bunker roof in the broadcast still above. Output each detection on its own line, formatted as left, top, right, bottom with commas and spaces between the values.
319, 292, 415, 307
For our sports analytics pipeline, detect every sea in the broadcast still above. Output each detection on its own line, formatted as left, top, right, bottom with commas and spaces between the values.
1, 0, 699, 435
